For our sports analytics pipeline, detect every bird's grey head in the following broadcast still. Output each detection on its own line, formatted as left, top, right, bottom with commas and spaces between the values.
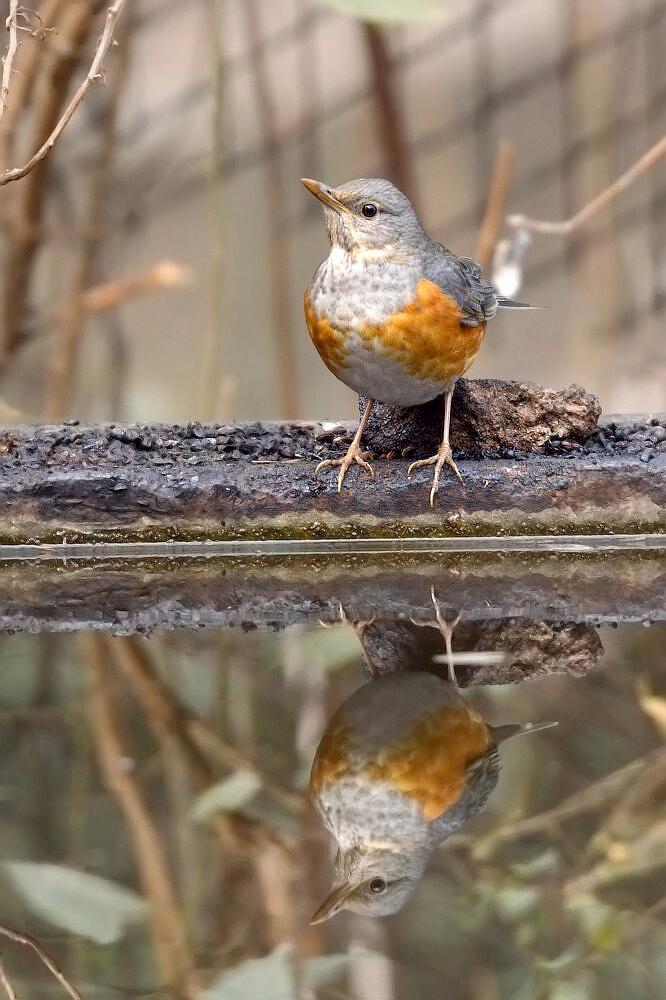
310, 844, 428, 923
301, 177, 426, 256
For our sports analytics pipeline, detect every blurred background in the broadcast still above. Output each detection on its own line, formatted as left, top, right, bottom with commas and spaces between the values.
1, 621, 665, 1000
0, 0, 664, 426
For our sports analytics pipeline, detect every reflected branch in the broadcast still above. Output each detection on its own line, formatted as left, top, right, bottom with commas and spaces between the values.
85, 636, 196, 1000
0, 923, 82, 1000
110, 636, 304, 821
0, 960, 16, 1000
458, 745, 666, 858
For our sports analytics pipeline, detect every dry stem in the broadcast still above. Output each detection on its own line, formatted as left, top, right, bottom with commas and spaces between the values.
0, 0, 127, 187
0, 1, 20, 122
508, 133, 666, 235
0, 923, 82, 1000
474, 141, 515, 270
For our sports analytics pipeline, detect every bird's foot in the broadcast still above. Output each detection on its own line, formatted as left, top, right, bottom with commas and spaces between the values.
316, 442, 374, 493
407, 445, 464, 507
410, 586, 461, 684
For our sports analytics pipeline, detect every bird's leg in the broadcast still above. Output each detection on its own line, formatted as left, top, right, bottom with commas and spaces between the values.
407, 389, 463, 507
316, 399, 375, 493
410, 585, 461, 684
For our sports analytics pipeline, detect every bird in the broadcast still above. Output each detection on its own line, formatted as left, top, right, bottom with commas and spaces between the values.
308, 618, 556, 922
302, 177, 534, 506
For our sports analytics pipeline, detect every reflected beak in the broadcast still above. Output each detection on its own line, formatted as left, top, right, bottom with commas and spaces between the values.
309, 881, 358, 924
301, 178, 352, 215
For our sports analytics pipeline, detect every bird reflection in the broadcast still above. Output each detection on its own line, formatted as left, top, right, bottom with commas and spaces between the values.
309, 593, 556, 922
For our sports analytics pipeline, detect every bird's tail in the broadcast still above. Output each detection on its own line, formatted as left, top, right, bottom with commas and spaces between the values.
491, 720, 558, 744
496, 296, 541, 309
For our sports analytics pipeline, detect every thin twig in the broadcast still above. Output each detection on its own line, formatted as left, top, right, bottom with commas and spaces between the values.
0, 0, 127, 187
46, 3, 131, 420
444, 747, 666, 856
0, 0, 65, 175
508, 133, 666, 235
76, 260, 193, 315
110, 637, 304, 819
474, 141, 515, 269
0, 1, 20, 122
0, 923, 82, 1000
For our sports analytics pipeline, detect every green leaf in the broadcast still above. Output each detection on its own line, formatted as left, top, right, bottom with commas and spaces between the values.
1, 862, 148, 945
310, 0, 445, 24
201, 948, 295, 1000
494, 885, 540, 923
191, 770, 262, 823
297, 628, 361, 672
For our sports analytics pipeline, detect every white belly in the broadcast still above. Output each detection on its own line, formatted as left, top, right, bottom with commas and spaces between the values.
336, 332, 452, 405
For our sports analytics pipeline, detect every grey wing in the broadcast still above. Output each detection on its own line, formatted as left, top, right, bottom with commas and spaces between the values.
425, 247, 499, 328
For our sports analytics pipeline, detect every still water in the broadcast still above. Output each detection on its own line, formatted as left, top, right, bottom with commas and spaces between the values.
0, 564, 664, 1000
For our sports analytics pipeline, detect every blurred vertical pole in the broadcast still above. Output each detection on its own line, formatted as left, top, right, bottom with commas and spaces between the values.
45, 5, 131, 420
361, 23, 416, 208
199, 0, 228, 421
243, 0, 301, 420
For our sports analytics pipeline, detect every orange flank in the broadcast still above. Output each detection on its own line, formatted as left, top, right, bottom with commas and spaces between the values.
310, 723, 353, 799
364, 704, 493, 821
304, 279, 485, 384
304, 293, 349, 375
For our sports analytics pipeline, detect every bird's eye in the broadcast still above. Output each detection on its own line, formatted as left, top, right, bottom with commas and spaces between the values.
361, 203, 378, 219
369, 878, 386, 893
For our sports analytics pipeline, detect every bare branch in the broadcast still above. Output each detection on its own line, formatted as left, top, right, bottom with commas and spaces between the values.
0, 923, 82, 1000
0, 1, 20, 122
474, 141, 515, 270
0, 0, 65, 176
508, 133, 666, 235
0, 960, 17, 1000
0, 0, 128, 187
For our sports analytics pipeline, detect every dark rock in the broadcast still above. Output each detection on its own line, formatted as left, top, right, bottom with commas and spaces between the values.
360, 379, 601, 458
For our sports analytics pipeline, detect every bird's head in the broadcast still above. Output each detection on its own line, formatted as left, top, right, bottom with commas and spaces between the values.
301, 177, 425, 257
309, 843, 427, 923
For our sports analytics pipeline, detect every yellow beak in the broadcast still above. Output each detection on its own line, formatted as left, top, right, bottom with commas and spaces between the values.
301, 178, 352, 215
309, 881, 359, 924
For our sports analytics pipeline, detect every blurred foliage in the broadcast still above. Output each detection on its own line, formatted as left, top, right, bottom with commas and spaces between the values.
1, 862, 148, 945
310, 0, 445, 23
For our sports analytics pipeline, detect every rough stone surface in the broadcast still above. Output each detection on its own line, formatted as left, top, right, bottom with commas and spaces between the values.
1, 553, 663, 634
360, 379, 602, 457
358, 620, 604, 686
0, 391, 663, 542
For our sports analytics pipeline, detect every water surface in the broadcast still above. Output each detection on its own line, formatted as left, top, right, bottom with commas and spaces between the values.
0, 572, 664, 1000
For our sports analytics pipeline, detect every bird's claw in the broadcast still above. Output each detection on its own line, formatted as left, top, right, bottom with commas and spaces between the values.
316, 447, 374, 493
407, 448, 464, 507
